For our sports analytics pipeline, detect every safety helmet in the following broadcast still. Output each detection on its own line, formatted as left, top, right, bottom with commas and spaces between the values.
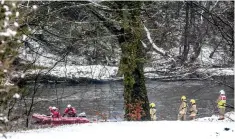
67, 104, 71, 108
149, 103, 156, 108
181, 96, 186, 100
220, 90, 225, 95
52, 106, 57, 110
190, 99, 196, 104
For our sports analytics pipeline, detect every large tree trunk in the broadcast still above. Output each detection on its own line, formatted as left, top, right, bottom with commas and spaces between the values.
88, 1, 150, 121
181, 2, 190, 64
118, 2, 150, 121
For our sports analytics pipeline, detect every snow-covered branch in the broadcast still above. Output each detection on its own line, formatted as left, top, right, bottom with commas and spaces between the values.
141, 40, 147, 48
89, 0, 141, 11
143, 24, 166, 55
143, 24, 176, 62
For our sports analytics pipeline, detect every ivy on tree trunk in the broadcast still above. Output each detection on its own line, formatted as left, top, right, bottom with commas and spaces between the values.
118, 2, 150, 121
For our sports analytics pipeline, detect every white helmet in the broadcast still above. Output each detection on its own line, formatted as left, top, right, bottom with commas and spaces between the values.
67, 104, 71, 108
52, 106, 57, 110
220, 90, 225, 95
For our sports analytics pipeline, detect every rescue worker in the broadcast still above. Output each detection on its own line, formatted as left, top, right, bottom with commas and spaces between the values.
178, 96, 187, 121
216, 90, 226, 120
63, 104, 77, 117
189, 99, 197, 120
49, 106, 60, 118
149, 102, 157, 121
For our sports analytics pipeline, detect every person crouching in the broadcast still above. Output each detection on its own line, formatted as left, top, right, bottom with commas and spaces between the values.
63, 104, 77, 117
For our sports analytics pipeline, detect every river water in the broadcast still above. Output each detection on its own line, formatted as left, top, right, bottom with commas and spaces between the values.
28, 76, 234, 122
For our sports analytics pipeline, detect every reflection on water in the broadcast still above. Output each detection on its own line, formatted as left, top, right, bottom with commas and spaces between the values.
28, 76, 234, 121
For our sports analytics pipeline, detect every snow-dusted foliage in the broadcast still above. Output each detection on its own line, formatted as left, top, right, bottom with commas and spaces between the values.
12, 93, 20, 99
17, 1, 233, 82
0, 2, 17, 37
0, 0, 26, 133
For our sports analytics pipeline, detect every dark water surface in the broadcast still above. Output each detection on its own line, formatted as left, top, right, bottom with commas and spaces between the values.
29, 76, 234, 122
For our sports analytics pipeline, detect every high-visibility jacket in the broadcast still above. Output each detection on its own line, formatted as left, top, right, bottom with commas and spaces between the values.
217, 95, 226, 108
150, 107, 157, 121
179, 101, 187, 115
189, 104, 197, 117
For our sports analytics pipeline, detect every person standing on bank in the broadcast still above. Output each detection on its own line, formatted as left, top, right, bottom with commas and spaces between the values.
217, 90, 226, 120
149, 102, 157, 121
178, 96, 187, 121
189, 99, 198, 120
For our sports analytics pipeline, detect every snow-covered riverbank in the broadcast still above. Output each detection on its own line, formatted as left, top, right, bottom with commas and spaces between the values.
20, 65, 233, 82
18, 46, 234, 82
1, 112, 234, 139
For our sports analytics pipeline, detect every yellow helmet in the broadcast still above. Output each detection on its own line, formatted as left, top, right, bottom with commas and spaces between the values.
149, 103, 156, 108
190, 99, 196, 104
181, 96, 186, 100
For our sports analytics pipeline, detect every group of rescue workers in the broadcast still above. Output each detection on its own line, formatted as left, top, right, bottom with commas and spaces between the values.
48, 90, 227, 121
149, 89, 227, 121
49, 104, 77, 118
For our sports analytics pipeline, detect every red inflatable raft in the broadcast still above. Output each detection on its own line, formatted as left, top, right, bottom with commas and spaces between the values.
32, 113, 90, 125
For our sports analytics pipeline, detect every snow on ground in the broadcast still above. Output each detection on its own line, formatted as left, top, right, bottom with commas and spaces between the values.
47, 65, 119, 80
24, 64, 234, 80
196, 68, 234, 76
198, 46, 229, 66
1, 112, 234, 139
22, 64, 234, 81
196, 111, 235, 122
25, 65, 120, 80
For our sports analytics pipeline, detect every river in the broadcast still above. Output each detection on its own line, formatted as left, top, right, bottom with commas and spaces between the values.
27, 76, 234, 122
